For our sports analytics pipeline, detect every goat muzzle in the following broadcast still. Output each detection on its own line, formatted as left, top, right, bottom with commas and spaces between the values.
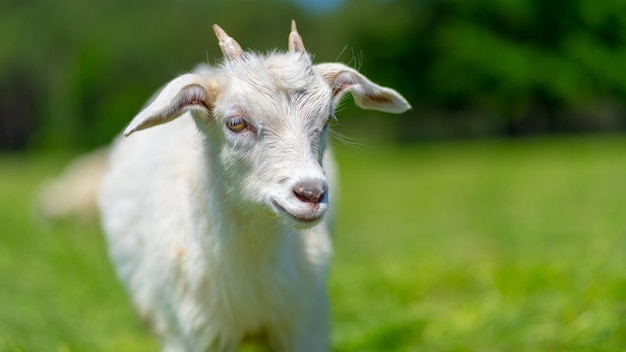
293, 180, 327, 204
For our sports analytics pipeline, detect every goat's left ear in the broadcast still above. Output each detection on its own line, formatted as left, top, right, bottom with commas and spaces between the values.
124, 74, 219, 136
314, 63, 411, 113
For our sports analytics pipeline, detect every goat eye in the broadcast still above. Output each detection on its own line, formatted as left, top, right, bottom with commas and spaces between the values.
227, 117, 247, 132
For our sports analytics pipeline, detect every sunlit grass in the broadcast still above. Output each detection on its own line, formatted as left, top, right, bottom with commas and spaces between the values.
0, 154, 157, 352
2, 136, 626, 351
331, 136, 626, 351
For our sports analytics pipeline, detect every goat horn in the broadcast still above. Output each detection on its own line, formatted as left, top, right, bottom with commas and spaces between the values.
288, 20, 305, 54
212, 24, 244, 60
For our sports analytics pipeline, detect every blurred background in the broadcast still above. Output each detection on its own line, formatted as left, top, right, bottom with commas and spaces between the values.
3, 0, 626, 350
3, 0, 626, 152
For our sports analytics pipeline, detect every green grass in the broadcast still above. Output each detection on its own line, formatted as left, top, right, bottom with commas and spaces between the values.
2, 137, 626, 351
0, 154, 157, 352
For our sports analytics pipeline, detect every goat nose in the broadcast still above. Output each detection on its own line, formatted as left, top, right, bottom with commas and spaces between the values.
293, 180, 327, 204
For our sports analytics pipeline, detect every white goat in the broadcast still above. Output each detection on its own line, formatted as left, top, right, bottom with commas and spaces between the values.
99, 21, 410, 352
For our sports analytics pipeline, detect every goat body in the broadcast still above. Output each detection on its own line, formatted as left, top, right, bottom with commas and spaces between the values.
99, 22, 410, 351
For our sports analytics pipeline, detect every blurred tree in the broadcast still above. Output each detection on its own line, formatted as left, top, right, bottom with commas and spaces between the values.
2, 0, 626, 150
413, 0, 626, 137
328, 0, 626, 139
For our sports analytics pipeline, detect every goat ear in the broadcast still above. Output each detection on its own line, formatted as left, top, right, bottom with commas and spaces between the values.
124, 74, 218, 137
314, 63, 411, 113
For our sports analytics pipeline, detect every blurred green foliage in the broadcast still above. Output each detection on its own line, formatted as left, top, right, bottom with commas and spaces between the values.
2, 0, 626, 151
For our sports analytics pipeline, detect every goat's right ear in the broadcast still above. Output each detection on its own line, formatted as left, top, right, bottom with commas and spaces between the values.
124, 74, 219, 137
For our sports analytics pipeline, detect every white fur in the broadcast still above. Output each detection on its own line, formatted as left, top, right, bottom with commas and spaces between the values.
37, 147, 108, 219
99, 23, 410, 352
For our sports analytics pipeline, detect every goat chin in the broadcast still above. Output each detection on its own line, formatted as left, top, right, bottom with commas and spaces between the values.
96, 21, 410, 352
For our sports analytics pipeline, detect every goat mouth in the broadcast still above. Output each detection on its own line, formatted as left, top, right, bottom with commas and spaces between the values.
271, 199, 324, 224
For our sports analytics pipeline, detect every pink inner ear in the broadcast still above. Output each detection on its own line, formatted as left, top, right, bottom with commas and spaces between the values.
180, 85, 210, 109
165, 85, 210, 117
331, 71, 364, 98
364, 92, 392, 104
332, 82, 351, 98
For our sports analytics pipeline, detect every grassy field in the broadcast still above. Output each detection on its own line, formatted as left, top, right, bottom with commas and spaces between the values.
2, 136, 626, 351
